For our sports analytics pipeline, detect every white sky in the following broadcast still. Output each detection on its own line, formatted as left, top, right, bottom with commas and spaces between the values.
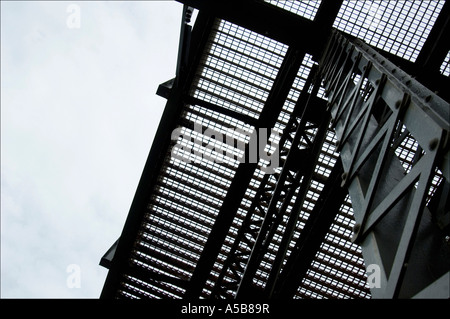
1, 0, 182, 298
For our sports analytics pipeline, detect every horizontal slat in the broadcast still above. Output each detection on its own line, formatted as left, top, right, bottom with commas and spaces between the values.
141, 217, 207, 247
146, 203, 213, 240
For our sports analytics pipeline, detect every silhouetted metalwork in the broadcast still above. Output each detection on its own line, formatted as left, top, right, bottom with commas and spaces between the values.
320, 30, 449, 298
100, 0, 450, 299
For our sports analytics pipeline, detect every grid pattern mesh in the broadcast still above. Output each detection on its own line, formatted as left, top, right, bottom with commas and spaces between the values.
194, 20, 287, 118
297, 196, 370, 299
393, 125, 445, 205
264, 0, 322, 20
105, 0, 448, 300
113, 18, 372, 299
441, 51, 450, 76
333, 0, 445, 62
115, 19, 286, 299
196, 48, 369, 299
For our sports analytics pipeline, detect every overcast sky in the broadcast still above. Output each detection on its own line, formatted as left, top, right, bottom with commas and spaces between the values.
1, 0, 182, 298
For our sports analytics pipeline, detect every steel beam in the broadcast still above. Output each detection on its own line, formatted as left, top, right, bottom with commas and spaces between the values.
177, 0, 328, 57
209, 68, 321, 299
412, 272, 450, 299
415, 0, 450, 74
272, 160, 346, 299
320, 30, 450, 298
235, 72, 331, 299
310, 0, 344, 60
183, 47, 306, 299
264, 85, 332, 298
100, 10, 215, 298
102, 1, 450, 300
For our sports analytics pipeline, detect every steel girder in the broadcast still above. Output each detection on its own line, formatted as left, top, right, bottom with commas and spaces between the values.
320, 30, 450, 298
208, 67, 330, 299
234, 70, 332, 299
183, 45, 307, 299
100, 7, 215, 298
101, 1, 450, 300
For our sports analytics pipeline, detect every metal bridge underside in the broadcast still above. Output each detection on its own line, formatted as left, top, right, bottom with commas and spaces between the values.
100, 0, 450, 299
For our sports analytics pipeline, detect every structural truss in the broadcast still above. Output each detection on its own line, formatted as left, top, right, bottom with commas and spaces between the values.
100, 0, 450, 299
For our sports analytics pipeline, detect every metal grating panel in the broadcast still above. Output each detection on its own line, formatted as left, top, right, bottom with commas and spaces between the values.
102, 0, 449, 301
333, 0, 445, 62
115, 16, 371, 298
297, 196, 371, 299
264, 0, 322, 20
193, 20, 287, 118
198, 45, 327, 299
120, 17, 372, 299
113, 18, 290, 299
441, 51, 450, 76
